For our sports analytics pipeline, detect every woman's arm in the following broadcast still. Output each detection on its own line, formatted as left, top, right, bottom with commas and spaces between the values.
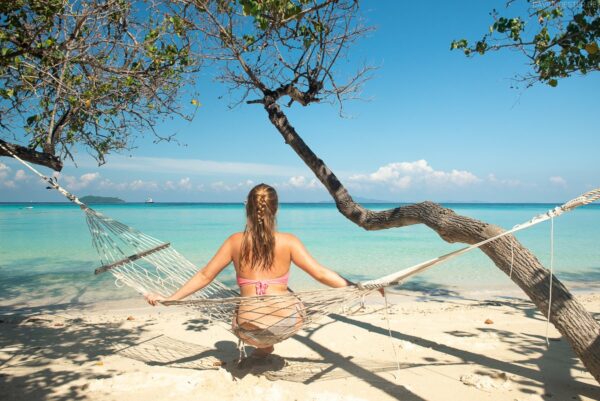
145, 235, 234, 305
289, 235, 354, 288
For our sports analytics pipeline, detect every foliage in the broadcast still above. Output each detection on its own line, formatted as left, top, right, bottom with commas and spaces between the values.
0, 0, 369, 166
451, 0, 599, 87
184, 0, 372, 109
0, 0, 199, 164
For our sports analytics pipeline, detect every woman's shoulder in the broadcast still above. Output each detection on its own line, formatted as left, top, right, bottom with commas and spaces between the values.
275, 232, 301, 245
227, 232, 244, 243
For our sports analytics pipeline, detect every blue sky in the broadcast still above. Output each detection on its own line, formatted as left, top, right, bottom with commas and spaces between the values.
1, 1, 598, 203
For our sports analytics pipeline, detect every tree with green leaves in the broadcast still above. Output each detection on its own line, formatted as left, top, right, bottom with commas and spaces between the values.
451, 0, 599, 87
0, 0, 199, 170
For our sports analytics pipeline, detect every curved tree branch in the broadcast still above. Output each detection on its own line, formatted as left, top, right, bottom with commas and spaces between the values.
260, 96, 600, 383
0, 139, 63, 171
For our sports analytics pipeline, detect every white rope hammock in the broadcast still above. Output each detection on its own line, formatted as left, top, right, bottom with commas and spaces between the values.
2, 143, 599, 347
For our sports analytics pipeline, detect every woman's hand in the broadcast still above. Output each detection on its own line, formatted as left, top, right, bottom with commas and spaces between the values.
144, 293, 166, 306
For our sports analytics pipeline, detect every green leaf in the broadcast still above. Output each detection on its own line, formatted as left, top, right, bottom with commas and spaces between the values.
26, 115, 38, 125
548, 79, 558, 87
450, 39, 468, 50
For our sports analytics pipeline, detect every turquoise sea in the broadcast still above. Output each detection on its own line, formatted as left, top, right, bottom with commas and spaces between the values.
0, 202, 599, 307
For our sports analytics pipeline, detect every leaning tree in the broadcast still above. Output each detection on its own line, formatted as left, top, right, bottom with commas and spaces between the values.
178, 0, 600, 382
1, 0, 599, 383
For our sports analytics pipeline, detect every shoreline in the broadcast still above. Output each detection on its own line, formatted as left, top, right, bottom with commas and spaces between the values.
2, 282, 599, 317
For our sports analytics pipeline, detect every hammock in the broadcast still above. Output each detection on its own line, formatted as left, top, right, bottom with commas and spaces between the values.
2, 143, 599, 347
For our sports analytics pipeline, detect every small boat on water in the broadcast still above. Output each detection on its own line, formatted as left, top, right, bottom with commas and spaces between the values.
145, 197, 154, 204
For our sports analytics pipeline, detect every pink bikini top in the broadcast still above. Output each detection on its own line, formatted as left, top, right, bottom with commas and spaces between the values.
237, 272, 290, 295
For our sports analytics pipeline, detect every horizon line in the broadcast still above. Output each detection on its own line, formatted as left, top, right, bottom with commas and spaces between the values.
1, 200, 592, 205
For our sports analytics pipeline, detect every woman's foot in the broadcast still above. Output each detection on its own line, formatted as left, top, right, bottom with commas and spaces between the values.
251, 345, 274, 358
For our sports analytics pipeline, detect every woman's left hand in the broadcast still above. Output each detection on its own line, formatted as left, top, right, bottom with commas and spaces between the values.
144, 293, 166, 306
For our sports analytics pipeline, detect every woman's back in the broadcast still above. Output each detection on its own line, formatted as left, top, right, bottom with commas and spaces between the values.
230, 231, 294, 296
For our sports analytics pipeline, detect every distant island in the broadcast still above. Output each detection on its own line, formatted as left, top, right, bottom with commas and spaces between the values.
79, 195, 125, 204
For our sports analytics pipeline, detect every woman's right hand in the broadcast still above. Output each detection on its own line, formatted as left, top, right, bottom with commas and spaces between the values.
144, 293, 166, 306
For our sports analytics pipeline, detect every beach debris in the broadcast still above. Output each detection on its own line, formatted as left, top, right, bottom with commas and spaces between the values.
213, 360, 226, 367
126, 316, 135, 321
460, 371, 511, 392
54, 322, 64, 327
95, 361, 104, 366
484, 318, 494, 324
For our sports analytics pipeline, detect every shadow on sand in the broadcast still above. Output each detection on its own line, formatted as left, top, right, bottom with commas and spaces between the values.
0, 315, 150, 401
2, 292, 599, 401
115, 296, 599, 401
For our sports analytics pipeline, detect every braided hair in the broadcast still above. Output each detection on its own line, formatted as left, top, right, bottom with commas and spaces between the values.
240, 183, 278, 270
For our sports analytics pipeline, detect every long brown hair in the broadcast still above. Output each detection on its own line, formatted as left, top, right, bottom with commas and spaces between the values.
240, 183, 278, 270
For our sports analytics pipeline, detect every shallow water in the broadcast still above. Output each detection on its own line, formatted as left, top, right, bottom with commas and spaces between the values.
0, 202, 599, 306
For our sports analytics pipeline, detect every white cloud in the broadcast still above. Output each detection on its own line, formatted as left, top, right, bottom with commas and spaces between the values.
211, 180, 255, 192
98, 177, 159, 191
60, 172, 100, 190
98, 178, 125, 190
178, 177, 192, 190
130, 179, 159, 191
14, 169, 29, 181
128, 179, 145, 191
0, 163, 16, 188
487, 174, 521, 187
549, 176, 567, 187
162, 178, 196, 191
349, 160, 480, 190
282, 175, 320, 190
0, 162, 10, 179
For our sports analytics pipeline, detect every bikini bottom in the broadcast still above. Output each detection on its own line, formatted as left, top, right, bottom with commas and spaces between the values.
232, 302, 305, 347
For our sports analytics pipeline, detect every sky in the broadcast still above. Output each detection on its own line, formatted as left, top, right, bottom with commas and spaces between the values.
1, 1, 598, 203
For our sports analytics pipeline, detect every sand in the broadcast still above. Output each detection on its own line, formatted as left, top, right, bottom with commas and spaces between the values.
1, 290, 599, 401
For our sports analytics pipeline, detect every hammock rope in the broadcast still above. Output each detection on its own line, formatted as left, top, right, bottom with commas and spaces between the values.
2, 142, 599, 347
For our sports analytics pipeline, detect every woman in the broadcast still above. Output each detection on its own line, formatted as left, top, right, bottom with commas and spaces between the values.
145, 183, 353, 357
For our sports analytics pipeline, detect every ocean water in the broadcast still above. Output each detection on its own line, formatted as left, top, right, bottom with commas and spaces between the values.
0, 202, 599, 306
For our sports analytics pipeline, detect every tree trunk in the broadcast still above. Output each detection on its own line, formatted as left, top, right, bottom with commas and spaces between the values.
0, 139, 63, 171
262, 97, 600, 383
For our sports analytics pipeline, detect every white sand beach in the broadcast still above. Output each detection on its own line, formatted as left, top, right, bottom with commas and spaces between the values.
1, 290, 599, 401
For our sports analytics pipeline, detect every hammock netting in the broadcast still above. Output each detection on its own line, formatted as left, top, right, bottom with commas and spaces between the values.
50, 186, 600, 346
2, 142, 599, 347
85, 205, 375, 345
